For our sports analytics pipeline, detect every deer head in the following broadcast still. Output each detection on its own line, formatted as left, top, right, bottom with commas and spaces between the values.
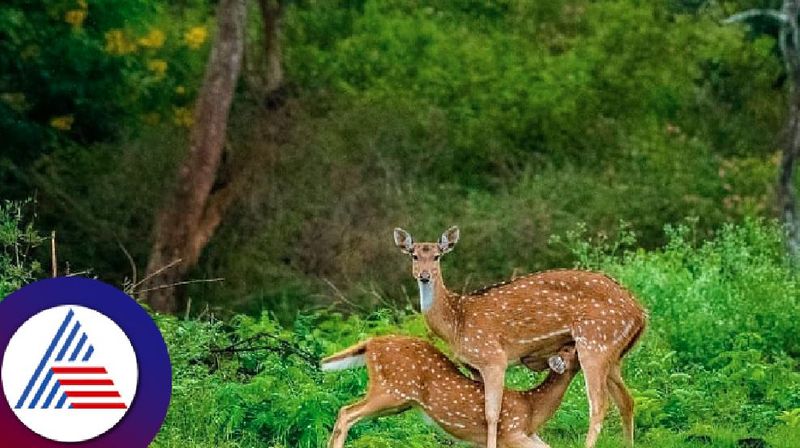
393, 226, 459, 312
547, 344, 579, 374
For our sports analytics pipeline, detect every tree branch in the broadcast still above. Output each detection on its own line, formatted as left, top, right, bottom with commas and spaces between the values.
211, 332, 319, 369
723, 9, 789, 25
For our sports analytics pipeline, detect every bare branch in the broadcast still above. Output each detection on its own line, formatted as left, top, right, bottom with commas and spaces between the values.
131, 258, 182, 290
50, 231, 57, 278
210, 331, 319, 369
723, 9, 789, 25
117, 240, 137, 287
135, 277, 224, 294
322, 277, 368, 312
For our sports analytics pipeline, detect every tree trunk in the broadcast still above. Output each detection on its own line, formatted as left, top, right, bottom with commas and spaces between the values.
726, 1, 800, 260
259, 0, 284, 95
143, 0, 247, 313
778, 0, 800, 261
779, 89, 800, 260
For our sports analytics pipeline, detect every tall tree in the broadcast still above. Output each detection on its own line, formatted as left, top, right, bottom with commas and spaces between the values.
727, 1, 800, 260
244, 0, 285, 105
143, 0, 248, 313
259, 0, 285, 96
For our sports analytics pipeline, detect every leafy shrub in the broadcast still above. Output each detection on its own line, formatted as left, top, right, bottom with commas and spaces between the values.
0, 0, 210, 193
0, 200, 44, 298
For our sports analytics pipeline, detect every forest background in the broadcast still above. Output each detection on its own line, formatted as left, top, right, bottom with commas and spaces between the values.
1, 1, 799, 447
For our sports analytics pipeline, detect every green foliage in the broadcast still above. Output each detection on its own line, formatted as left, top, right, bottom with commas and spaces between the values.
0, 0, 210, 192
285, 0, 782, 174
10, 0, 791, 315
0, 200, 44, 298
152, 220, 800, 447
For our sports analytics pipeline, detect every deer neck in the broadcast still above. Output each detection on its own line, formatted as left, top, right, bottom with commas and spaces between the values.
419, 275, 459, 342
523, 369, 578, 432
418, 279, 436, 313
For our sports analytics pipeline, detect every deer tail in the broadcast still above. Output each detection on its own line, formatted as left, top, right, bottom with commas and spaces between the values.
320, 339, 370, 372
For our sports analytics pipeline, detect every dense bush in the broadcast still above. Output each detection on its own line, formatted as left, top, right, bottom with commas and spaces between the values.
9, 0, 792, 315
285, 0, 782, 171
151, 220, 800, 448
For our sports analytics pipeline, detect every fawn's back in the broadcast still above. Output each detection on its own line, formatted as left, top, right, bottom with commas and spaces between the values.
364, 336, 532, 440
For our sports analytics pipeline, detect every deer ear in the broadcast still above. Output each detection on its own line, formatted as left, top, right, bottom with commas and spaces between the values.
547, 355, 566, 375
393, 228, 414, 254
438, 226, 460, 254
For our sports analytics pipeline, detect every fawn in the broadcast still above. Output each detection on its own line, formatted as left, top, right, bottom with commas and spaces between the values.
392, 226, 647, 448
323, 336, 580, 448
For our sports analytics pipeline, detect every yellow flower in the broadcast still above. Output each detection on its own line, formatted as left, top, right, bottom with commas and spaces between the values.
173, 107, 194, 127
147, 59, 168, 77
138, 29, 166, 49
184, 26, 208, 49
50, 115, 74, 131
175, 85, 186, 95
104, 29, 136, 55
64, 9, 87, 28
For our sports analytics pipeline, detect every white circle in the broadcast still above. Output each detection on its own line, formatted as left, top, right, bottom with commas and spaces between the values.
1, 305, 138, 442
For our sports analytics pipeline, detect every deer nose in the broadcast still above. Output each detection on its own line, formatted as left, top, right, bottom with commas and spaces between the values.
418, 271, 431, 283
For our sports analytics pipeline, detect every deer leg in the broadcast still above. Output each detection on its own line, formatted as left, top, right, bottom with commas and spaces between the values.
328, 392, 406, 448
577, 349, 610, 448
500, 432, 550, 448
479, 363, 506, 448
607, 364, 634, 446
530, 434, 551, 448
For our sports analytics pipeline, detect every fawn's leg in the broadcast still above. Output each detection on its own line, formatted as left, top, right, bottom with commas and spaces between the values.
607, 364, 634, 446
328, 392, 405, 448
576, 348, 611, 448
501, 432, 550, 448
479, 363, 506, 448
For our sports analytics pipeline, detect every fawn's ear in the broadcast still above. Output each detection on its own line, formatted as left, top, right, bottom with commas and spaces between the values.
548, 355, 566, 375
438, 226, 460, 254
393, 228, 414, 254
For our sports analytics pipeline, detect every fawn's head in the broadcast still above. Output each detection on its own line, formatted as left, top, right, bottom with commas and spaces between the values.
393, 226, 459, 285
547, 344, 580, 374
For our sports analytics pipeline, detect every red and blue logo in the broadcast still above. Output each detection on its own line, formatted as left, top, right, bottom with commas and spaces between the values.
0, 278, 171, 447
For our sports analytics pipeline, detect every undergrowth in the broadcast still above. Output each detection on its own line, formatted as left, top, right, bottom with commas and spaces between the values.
1, 206, 797, 447
150, 218, 800, 447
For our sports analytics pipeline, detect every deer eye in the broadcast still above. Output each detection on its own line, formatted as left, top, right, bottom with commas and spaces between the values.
412, 254, 419, 260
433, 255, 440, 261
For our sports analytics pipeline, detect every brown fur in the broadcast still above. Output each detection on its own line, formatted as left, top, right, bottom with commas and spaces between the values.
394, 227, 647, 448
325, 336, 580, 448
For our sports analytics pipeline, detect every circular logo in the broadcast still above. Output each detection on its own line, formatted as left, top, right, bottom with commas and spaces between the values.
2, 305, 139, 442
0, 278, 171, 447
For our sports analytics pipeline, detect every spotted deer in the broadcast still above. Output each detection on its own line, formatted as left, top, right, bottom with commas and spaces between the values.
323, 335, 580, 448
393, 226, 647, 448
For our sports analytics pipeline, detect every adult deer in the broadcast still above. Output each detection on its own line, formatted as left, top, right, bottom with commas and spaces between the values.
393, 226, 646, 448
323, 335, 581, 448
